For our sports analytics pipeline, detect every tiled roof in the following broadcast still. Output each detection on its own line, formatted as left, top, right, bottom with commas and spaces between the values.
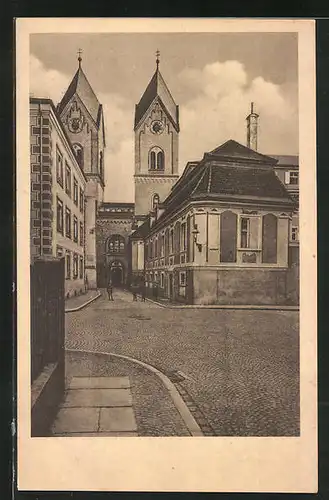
156, 139, 294, 225
131, 218, 150, 239
134, 69, 179, 130
269, 155, 299, 166
57, 66, 101, 125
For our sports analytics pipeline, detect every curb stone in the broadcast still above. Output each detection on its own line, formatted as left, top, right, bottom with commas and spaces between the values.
143, 296, 299, 311
65, 291, 102, 313
66, 348, 204, 437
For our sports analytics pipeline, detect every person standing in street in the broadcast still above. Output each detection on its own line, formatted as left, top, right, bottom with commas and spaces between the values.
107, 282, 114, 301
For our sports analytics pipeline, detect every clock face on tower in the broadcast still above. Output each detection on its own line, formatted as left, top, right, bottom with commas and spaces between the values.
150, 120, 164, 135
68, 117, 83, 134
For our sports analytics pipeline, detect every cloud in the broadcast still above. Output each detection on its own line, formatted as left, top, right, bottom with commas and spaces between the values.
178, 60, 298, 171
30, 55, 134, 202
30, 55, 298, 203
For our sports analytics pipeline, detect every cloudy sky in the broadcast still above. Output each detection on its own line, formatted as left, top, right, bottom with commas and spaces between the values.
30, 33, 298, 202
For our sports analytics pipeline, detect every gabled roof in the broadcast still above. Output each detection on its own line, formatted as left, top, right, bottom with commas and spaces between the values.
134, 68, 179, 131
209, 139, 278, 165
57, 66, 101, 126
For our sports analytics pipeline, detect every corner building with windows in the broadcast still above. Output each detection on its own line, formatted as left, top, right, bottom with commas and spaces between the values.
132, 139, 298, 306
30, 98, 87, 297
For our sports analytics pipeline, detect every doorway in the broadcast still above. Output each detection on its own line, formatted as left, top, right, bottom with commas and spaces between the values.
110, 261, 124, 287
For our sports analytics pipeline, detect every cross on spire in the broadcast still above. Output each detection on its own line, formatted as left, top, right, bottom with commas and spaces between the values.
77, 48, 83, 68
156, 49, 160, 70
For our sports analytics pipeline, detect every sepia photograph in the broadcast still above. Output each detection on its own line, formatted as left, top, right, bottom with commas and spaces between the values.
17, 18, 317, 493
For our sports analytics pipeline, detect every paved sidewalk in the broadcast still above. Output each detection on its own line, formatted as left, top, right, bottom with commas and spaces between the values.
65, 290, 101, 312
50, 350, 191, 437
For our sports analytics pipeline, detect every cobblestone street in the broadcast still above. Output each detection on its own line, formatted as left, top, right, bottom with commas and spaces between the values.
65, 288, 300, 436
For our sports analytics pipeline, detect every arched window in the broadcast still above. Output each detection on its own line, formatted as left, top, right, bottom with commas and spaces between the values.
99, 151, 104, 179
157, 151, 164, 170
72, 143, 84, 169
107, 235, 125, 254
149, 147, 165, 171
152, 193, 160, 211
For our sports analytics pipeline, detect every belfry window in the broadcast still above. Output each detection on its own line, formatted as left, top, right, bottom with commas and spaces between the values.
149, 147, 165, 171
107, 235, 125, 254
73, 143, 84, 169
152, 193, 160, 211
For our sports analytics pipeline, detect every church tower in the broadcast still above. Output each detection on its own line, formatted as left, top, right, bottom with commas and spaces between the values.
134, 52, 179, 223
57, 52, 106, 288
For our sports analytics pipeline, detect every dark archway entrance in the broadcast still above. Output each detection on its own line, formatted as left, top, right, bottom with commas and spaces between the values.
110, 261, 124, 287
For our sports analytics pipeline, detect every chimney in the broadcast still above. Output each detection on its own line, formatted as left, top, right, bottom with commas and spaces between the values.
246, 102, 259, 151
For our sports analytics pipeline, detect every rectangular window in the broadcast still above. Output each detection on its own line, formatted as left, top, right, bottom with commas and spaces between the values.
179, 271, 186, 286
65, 207, 71, 238
73, 215, 78, 242
65, 252, 71, 280
65, 162, 71, 196
160, 234, 164, 257
79, 188, 84, 213
57, 246, 63, 258
79, 256, 84, 279
80, 222, 84, 246
169, 229, 174, 254
73, 177, 78, 205
56, 197, 63, 234
291, 226, 299, 242
240, 216, 260, 250
161, 272, 164, 288
289, 171, 299, 185
180, 222, 187, 251
73, 253, 79, 279
56, 147, 63, 186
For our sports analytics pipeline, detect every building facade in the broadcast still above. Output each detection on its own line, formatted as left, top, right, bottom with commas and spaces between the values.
30, 98, 87, 298
134, 56, 179, 223
132, 140, 298, 306
96, 202, 135, 287
57, 56, 105, 289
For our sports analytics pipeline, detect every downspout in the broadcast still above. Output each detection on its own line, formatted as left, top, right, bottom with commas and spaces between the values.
38, 104, 43, 256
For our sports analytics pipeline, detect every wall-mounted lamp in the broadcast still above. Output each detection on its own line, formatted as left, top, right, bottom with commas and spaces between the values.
192, 224, 202, 252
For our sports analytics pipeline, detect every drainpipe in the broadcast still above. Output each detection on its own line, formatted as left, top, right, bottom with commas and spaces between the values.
38, 104, 43, 257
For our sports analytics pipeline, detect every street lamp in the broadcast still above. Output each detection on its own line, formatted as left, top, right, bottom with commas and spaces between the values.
192, 224, 202, 252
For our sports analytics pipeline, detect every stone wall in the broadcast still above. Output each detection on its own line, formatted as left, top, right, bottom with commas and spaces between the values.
192, 268, 290, 305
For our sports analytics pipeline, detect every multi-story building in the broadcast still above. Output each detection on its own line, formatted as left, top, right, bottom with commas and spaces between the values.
131, 137, 298, 305
56, 55, 106, 289
30, 97, 87, 297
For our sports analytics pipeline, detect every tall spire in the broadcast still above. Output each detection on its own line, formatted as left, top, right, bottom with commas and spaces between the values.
156, 49, 160, 70
77, 48, 82, 69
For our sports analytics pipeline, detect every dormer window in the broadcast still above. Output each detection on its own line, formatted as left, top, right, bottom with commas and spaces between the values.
149, 147, 165, 171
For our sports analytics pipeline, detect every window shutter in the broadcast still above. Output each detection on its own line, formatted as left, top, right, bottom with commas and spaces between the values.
285, 171, 290, 184
220, 211, 237, 263
249, 217, 260, 249
262, 214, 277, 263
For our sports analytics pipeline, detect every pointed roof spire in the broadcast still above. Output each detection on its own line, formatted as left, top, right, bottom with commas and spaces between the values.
156, 49, 160, 70
77, 48, 82, 68
57, 54, 102, 126
134, 52, 179, 131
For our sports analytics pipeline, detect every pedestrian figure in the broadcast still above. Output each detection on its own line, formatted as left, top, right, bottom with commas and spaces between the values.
141, 284, 146, 302
132, 285, 137, 301
107, 282, 114, 301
